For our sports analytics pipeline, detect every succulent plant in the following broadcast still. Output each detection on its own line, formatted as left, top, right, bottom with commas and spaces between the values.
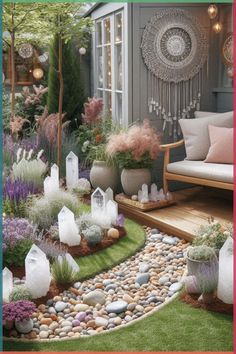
3, 300, 36, 322
188, 245, 217, 262
9, 286, 33, 302
83, 225, 103, 245
76, 213, 94, 233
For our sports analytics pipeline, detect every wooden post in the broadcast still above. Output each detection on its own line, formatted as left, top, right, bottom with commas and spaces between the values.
10, 3, 15, 119
57, 16, 64, 167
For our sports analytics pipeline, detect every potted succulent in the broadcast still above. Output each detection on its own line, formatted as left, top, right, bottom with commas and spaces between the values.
88, 144, 119, 192
187, 245, 218, 304
106, 119, 160, 195
3, 300, 36, 334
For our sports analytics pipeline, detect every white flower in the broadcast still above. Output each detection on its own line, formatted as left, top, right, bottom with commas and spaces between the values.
37, 149, 44, 160
27, 149, 34, 160
16, 148, 22, 163
83, 140, 90, 148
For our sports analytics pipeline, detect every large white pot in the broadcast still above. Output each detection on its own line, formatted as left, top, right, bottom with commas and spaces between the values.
121, 168, 151, 196
90, 160, 119, 192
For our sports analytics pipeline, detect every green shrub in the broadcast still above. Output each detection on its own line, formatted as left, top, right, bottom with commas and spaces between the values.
51, 256, 80, 284
188, 246, 217, 262
9, 286, 33, 302
4, 239, 33, 267
28, 191, 80, 229
83, 225, 103, 245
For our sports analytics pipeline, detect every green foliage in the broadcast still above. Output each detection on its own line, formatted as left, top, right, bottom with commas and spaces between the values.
188, 245, 217, 262
4, 239, 33, 267
114, 151, 154, 169
9, 286, 33, 302
38, 131, 78, 178
27, 191, 80, 229
3, 198, 26, 218
193, 219, 232, 251
83, 225, 103, 245
51, 256, 80, 285
47, 37, 85, 126
87, 144, 115, 166
2, 91, 12, 133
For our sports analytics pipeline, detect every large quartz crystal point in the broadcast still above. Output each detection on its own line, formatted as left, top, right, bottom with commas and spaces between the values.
25, 245, 51, 299
3, 267, 13, 302
51, 163, 60, 190
217, 237, 233, 304
66, 151, 79, 190
58, 206, 81, 246
106, 200, 118, 225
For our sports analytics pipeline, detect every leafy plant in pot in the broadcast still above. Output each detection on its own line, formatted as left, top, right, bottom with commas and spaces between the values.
106, 119, 161, 195
187, 245, 218, 304
88, 144, 119, 192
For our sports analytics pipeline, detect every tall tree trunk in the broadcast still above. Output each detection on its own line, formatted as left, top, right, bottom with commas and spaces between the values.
11, 4, 15, 119
57, 17, 64, 167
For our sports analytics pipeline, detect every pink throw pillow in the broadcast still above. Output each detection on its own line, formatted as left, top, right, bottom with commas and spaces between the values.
204, 125, 233, 164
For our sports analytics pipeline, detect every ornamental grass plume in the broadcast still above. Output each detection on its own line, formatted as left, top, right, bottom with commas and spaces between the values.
106, 119, 161, 168
82, 97, 103, 125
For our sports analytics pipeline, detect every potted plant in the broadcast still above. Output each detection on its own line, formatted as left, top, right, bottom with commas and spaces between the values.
88, 144, 119, 192
193, 217, 232, 255
187, 245, 218, 304
106, 119, 160, 195
3, 300, 36, 334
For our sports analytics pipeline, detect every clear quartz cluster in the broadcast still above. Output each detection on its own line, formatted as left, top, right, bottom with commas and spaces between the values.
66, 151, 79, 190
44, 163, 60, 197
58, 206, 81, 246
3, 267, 13, 302
91, 187, 118, 229
136, 184, 173, 203
217, 237, 233, 304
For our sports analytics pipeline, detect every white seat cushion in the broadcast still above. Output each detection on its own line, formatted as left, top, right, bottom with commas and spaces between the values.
167, 160, 233, 184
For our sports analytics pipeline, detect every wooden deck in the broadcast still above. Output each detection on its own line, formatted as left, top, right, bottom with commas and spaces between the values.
118, 187, 233, 241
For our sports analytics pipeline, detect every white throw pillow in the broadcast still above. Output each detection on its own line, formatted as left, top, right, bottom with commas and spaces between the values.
194, 111, 218, 118
179, 111, 234, 160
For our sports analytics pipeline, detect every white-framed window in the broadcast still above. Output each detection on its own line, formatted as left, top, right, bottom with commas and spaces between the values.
95, 11, 124, 126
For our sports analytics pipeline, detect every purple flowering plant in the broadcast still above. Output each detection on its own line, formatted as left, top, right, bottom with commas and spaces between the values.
3, 300, 36, 322
3, 178, 38, 216
3, 218, 35, 266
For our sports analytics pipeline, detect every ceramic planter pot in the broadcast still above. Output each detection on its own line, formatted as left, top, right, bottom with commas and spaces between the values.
90, 160, 119, 192
121, 168, 151, 196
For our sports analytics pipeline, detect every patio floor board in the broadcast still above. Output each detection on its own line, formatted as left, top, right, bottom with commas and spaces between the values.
118, 187, 233, 241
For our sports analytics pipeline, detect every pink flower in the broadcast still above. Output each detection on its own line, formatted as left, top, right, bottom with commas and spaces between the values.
82, 97, 103, 125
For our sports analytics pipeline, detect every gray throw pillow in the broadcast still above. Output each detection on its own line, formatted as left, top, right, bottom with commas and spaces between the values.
179, 111, 234, 160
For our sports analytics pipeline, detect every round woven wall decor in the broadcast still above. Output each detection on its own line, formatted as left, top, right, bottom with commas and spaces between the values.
141, 9, 208, 83
222, 32, 233, 67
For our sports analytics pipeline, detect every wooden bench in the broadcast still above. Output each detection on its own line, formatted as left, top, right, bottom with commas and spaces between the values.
161, 140, 233, 193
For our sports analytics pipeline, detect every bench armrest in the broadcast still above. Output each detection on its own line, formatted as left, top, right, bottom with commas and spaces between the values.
160, 139, 184, 151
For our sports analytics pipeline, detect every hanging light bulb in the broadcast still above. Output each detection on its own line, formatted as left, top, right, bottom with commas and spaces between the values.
208, 4, 218, 19
33, 68, 44, 80
213, 22, 222, 33
79, 47, 86, 56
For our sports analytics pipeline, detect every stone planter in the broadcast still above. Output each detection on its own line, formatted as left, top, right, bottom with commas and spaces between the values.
187, 256, 217, 277
90, 160, 119, 192
121, 168, 151, 196
15, 318, 33, 334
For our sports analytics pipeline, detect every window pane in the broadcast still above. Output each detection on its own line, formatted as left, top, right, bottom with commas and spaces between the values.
104, 91, 112, 116
97, 22, 102, 45
116, 92, 123, 125
115, 43, 122, 91
97, 89, 103, 98
104, 18, 111, 44
104, 46, 112, 89
115, 13, 122, 42
97, 47, 103, 88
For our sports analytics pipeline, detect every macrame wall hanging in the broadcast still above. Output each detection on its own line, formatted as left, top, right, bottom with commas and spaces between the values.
141, 9, 209, 137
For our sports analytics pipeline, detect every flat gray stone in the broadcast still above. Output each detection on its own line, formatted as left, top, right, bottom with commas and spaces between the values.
135, 272, 150, 285
55, 301, 67, 312
139, 262, 150, 273
83, 290, 106, 306
162, 236, 176, 245
106, 301, 128, 314
15, 318, 33, 334
169, 282, 183, 293
159, 275, 170, 285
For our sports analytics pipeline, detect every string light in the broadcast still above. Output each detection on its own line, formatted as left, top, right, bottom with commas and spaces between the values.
208, 4, 218, 19
33, 68, 44, 80
213, 22, 222, 33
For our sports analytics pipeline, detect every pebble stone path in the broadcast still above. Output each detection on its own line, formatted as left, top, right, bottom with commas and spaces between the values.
9, 227, 190, 341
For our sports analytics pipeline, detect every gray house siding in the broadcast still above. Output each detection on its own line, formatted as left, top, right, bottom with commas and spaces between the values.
88, 3, 233, 191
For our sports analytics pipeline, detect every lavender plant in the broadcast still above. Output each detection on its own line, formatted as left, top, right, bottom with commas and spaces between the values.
3, 178, 38, 217
3, 218, 35, 267
3, 300, 36, 322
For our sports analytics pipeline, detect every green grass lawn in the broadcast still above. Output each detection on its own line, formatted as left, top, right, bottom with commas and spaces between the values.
4, 298, 233, 352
